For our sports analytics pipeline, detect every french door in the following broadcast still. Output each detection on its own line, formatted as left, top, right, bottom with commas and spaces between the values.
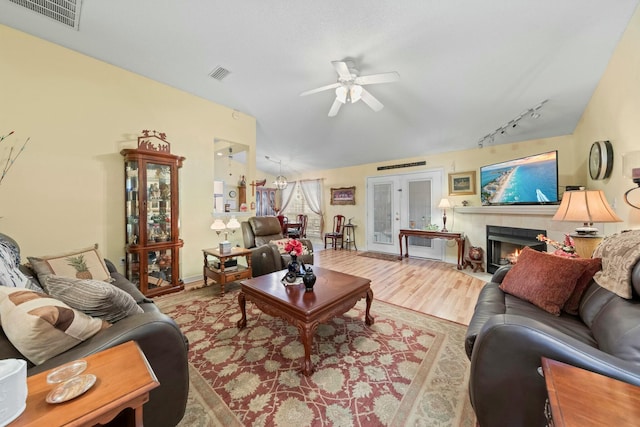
366, 170, 444, 259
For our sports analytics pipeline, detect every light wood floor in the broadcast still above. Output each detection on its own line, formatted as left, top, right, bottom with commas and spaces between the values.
314, 248, 487, 325
188, 248, 488, 325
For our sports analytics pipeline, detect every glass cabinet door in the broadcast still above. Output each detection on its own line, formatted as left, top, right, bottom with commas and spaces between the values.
125, 161, 140, 245
146, 162, 172, 243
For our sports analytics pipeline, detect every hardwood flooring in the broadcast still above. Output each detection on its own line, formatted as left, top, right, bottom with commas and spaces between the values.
314, 249, 487, 325
186, 247, 489, 326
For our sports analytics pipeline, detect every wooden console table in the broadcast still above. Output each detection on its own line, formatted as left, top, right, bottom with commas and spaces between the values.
11, 341, 158, 426
542, 357, 640, 426
398, 229, 465, 269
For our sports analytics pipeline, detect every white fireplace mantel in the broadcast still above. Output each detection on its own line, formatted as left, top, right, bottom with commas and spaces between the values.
454, 205, 559, 216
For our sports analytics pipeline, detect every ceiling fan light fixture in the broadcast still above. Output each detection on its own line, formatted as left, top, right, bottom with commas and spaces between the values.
350, 85, 363, 103
335, 86, 347, 104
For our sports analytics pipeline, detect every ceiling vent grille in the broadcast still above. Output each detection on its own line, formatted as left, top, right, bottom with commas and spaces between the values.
9, 0, 83, 30
209, 66, 231, 81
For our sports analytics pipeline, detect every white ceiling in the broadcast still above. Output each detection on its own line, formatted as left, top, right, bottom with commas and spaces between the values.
1, 1, 638, 176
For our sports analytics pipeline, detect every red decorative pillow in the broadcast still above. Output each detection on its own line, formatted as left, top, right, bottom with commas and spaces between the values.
499, 247, 588, 315
563, 257, 602, 315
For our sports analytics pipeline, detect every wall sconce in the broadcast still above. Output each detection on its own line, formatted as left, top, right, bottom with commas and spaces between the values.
623, 151, 640, 209
438, 198, 451, 232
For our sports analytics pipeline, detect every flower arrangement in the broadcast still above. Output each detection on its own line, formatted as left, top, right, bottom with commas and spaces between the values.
536, 234, 578, 258
284, 238, 304, 257
1, 131, 30, 186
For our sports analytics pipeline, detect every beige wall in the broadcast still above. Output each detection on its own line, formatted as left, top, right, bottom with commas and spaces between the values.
0, 25, 256, 280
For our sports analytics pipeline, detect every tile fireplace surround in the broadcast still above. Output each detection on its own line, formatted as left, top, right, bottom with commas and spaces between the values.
449, 205, 617, 268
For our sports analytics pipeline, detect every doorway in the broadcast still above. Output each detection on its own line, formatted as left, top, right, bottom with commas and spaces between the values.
366, 170, 444, 259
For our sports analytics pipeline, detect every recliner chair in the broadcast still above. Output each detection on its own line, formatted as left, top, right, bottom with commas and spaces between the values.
241, 216, 314, 276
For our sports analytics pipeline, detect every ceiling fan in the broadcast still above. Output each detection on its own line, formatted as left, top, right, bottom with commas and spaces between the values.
300, 60, 400, 117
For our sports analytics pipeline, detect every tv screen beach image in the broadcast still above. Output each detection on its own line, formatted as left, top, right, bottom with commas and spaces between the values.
481, 151, 558, 205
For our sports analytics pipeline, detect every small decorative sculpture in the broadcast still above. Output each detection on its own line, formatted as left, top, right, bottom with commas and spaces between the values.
303, 267, 316, 292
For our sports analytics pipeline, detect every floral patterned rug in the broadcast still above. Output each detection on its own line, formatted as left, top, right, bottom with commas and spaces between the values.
156, 284, 475, 427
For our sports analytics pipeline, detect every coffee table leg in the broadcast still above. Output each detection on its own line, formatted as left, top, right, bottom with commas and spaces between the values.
365, 289, 375, 326
237, 291, 247, 329
299, 322, 317, 376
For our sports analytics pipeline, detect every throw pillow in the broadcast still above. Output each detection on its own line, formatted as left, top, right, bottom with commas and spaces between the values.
271, 238, 313, 256
562, 257, 602, 315
42, 275, 143, 323
0, 236, 42, 291
27, 244, 113, 289
499, 247, 587, 315
0, 287, 108, 365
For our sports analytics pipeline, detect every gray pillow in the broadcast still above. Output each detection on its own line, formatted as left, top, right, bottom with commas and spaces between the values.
42, 275, 143, 323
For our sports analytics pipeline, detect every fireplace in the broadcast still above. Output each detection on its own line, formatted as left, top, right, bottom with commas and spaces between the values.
486, 225, 547, 273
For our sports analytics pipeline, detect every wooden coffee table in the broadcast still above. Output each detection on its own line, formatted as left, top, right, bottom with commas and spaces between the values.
237, 266, 374, 376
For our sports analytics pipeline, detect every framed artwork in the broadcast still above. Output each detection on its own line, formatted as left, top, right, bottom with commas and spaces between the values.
448, 171, 476, 195
330, 186, 356, 205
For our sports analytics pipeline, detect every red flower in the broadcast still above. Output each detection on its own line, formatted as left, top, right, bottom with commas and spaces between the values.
284, 239, 303, 256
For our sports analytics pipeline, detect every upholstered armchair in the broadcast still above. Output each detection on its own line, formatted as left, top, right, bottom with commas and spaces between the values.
241, 216, 314, 276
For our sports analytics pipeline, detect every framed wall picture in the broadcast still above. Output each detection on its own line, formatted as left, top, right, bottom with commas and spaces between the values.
448, 171, 476, 195
330, 186, 356, 205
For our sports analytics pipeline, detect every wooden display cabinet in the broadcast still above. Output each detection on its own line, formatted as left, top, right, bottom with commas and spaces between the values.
121, 130, 185, 297
256, 187, 277, 216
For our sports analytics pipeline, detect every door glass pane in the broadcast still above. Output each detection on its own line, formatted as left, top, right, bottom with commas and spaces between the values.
408, 180, 433, 247
147, 163, 172, 241
373, 183, 393, 244
125, 161, 139, 245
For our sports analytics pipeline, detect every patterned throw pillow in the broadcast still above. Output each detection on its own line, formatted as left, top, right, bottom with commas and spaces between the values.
42, 275, 143, 323
0, 235, 43, 291
0, 287, 108, 365
499, 247, 588, 315
27, 245, 113, 289
271, 239, 313, 255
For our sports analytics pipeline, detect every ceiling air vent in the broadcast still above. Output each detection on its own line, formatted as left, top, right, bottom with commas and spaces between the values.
9, 0, 83, 30
209, 66, 231, 81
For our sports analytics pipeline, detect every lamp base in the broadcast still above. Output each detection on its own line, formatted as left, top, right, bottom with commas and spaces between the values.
574, 226, 599, 235
570, 234, 603, 258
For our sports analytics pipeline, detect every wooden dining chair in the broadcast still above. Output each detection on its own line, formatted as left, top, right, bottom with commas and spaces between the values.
324, 214, 345, 250
277, 215, 288, 235
297, 214, 308, 238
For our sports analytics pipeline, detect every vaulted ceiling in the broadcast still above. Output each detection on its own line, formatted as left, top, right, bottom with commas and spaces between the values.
1, 1, 638, 176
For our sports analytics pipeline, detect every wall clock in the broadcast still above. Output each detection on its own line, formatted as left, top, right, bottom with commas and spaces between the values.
228, 190, 237, 198
589, 140, 613, 180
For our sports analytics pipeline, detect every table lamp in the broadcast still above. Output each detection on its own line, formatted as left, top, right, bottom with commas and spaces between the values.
552, 190, 622, 257
438, 198, 451, 232
210, 219, 232, 253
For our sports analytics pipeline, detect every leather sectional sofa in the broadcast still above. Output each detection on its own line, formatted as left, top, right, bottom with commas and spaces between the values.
0, 233, 189, 427
465, 251, 640, 427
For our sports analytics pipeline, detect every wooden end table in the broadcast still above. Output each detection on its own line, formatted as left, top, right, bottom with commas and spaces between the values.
11, 341, 159, 426
202, 247, 252, 294
542, 357, 640, 426
237, 266, 374, 376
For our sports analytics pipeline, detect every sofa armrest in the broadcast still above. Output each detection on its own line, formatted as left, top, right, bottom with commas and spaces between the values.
490, 264, 512, 283
28, 311, 189, 427
464, 282, 506, 358
469, 314, 640, 427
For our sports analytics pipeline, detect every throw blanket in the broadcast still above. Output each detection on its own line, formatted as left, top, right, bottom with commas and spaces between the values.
592, 230, 640, 299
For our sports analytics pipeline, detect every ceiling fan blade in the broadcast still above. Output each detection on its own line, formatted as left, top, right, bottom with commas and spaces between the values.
331, 61, 352, 80
328, 98, 343, 117
300, 82, 341, 97
360, 88, 384, 112
355, 71, 400, 85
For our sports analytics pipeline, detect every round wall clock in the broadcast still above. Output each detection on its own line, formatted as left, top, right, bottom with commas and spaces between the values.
228, 190, 237, 198
589, 140, 613, 180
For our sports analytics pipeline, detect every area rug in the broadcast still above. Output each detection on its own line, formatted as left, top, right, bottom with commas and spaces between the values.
156, 286, 475, 427
357, 251, 401, 262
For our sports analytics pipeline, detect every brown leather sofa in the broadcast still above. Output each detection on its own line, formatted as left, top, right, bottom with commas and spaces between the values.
241, 216, 314, 276
465, 258, 640, 427
0, 233, 188, 427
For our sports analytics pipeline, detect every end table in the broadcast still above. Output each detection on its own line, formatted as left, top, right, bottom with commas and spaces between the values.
202, 247, 253, 294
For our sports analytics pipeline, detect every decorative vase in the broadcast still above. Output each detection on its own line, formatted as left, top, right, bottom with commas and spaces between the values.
288, 254, 300, 276
303, 267, 316, 292
469, 246, 483, 261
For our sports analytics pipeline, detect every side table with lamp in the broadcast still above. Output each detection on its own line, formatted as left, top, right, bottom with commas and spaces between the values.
204, 217, 252, 294
552, 190, 623, 258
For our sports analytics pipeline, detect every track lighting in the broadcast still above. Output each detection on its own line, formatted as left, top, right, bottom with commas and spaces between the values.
477, 100, 548, 149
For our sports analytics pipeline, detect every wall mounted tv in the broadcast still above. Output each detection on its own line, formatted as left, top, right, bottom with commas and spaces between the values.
480, 150, 559, 206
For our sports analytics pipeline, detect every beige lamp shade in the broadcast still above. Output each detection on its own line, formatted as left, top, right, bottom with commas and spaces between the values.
226, 217, 241, 230
438, 198, 451, 209
210, 219, 226, 235
552, 190, 622, 234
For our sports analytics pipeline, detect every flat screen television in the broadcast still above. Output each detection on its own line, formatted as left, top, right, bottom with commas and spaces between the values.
480, 150, 559, 206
